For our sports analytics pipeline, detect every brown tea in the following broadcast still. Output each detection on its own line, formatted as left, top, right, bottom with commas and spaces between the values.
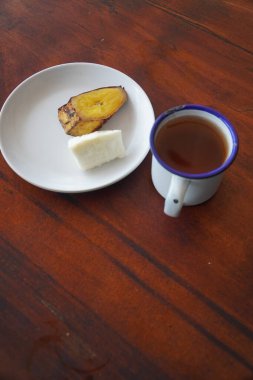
155, 116, 228, 174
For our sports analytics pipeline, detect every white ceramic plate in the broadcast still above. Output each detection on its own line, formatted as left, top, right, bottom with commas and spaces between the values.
0, 63, 155, 192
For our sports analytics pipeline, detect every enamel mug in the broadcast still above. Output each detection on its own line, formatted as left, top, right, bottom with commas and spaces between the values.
150, 105, 239, 217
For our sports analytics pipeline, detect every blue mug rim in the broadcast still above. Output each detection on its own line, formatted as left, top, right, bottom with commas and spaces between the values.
150, 104, 239, 180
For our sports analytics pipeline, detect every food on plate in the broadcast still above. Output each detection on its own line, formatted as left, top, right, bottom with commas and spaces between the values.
68, 130, 126, 170
58, 86, 127, 136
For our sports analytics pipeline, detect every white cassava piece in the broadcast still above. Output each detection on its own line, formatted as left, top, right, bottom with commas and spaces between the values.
68, 130, 126, 170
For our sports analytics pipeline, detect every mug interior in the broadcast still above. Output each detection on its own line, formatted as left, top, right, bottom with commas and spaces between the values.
150, 105, 239, 179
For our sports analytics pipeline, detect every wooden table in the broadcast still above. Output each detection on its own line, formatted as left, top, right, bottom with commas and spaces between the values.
1, 1, 252, 379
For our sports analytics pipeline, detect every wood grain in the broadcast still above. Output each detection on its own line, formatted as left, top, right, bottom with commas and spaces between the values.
0, 1, 253, 379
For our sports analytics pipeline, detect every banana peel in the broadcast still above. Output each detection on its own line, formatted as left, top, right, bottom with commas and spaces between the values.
58, 86, 127, 136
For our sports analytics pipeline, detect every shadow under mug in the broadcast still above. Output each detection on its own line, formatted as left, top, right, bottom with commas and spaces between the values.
150, 105, 239, 217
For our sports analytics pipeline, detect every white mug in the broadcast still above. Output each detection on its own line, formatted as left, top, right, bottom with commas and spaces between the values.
150, 105, 239, 217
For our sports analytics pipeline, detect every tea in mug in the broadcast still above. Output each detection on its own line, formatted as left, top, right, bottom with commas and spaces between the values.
155, 116, 228, 174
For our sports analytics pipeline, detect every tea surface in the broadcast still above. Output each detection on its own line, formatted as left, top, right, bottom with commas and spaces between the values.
155, 116, 227, 174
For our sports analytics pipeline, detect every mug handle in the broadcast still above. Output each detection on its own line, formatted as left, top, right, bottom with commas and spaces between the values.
164, 175, 190, 217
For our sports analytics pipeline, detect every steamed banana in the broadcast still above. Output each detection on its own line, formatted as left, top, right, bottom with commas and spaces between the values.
58, 86, 127, 136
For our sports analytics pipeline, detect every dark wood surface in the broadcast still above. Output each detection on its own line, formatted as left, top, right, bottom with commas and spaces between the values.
1, 1, 253, 379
